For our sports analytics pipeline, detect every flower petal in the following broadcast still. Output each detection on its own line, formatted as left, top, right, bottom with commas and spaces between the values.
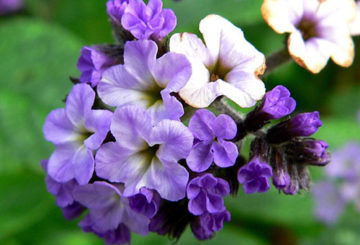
211, 114, 237, 140
211, 140, 238, 168
73, 145, 94, 185
186, 142, 214, 173
188, 109, 216, 141
84, 109, 112, 150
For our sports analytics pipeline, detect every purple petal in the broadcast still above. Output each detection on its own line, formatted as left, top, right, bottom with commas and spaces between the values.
65, 84, 95, 128
211, 140, 238, 168
186, 142, 214, 172
244, 180, 260, 194
72, 146, 94, 185
188, 190, 207, 215
211, 114, 237, 140
84, 109, 112, 150
153, 9, 177, 39
206, 194, 225, 213
188, 109, 216, 141
62, 202, 85, 220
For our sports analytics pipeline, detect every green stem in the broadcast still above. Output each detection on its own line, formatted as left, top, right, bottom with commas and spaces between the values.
263, 48, 292, 76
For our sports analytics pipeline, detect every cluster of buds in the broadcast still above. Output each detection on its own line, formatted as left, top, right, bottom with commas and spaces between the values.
40, 0, 338, 244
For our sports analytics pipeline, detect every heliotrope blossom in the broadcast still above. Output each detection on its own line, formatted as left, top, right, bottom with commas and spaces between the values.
77, 46, 118, 87
43, 84, 112, 185
170, 14, 266, 108
95, 105, 193, 201
98, 39, 191, 123
121, 0, 177, 40
73, 181, 150, 236
128, 187, 161, 218
238, 157, 273, 194
262, 0, 357, 73
186, 174, 230, 215
186, 109, 238, 172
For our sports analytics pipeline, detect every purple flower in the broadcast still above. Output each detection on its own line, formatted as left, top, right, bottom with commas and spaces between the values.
74, 181, 150, 236
325, 142, 360, 181
98, 40, 191, 123
191, 210, 231, 240
245, 85, 296, 132
106, 0, 129, 22
95, 105, 193, 201
128, 187, 161, 218
77, 46, 117, 87
43, 84, 112, 185
186, 109, 238, 172
261, 0, 357, 73
0, 0, 23, 14
237, 157, 273, 194
312, 181, 345, 224
84, 224, 131, 245
41, 160, 85, 219
266, 111, 322, 144
284, 139, 330, 166
187, 174, 230, 216
121, 0, 177, 40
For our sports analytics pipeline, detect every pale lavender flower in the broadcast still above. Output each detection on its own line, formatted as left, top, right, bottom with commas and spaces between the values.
186, 109, 238, 172
238, 157, 273, 194
98, 40, 191, 123
244, 85, 296, 132
43, 84, 112, 185
266, 111, 322, 144
77, 46, 117, 87
0, 0, 23, 14
350, 1, 360, 36
95, 105, 193, 201
41, 160, 85, 220
170, 14, 265, 108
186, 174, 230, 216
107, 0, 129, 22
128, 187, 161, 218
262, 0, 357, 73
191, 210, 231, 240
325, 142, 360, 180
74, 181, 150, 236
121, 0, 177, 40
312, 181, 345, 224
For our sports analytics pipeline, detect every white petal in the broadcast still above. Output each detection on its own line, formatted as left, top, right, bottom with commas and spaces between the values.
350, 2, 360, 36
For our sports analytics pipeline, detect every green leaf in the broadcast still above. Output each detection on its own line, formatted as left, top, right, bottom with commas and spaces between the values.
0, 18, 83, 173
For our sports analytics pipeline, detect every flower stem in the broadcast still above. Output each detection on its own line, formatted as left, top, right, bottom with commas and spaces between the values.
263, 48, 292, 76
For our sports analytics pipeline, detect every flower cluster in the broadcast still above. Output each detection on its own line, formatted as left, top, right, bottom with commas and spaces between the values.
42, 0, 332, 243
313, 141, 360, 224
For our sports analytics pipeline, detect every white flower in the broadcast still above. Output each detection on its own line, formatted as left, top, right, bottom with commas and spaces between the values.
262, 0, 357, 73
350, 1, 360, 36
169, 14, 266, 108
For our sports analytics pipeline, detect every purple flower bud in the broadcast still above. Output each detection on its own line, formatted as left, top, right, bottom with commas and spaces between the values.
187, 174, 230, 216
282, 179, 299, 195
62, 202, 86, 220
284, 139, 330, 166
121, 0, 177, 40
266, 111, 322, 144
244, 85, 296, 132
190, 210, 231, 241
77, 46, 117, 87
106, 0, 129, 21
269, 148, 290, 190
273, 171, 291, 190
237, 157, 273, 194
128, 188, 161, 218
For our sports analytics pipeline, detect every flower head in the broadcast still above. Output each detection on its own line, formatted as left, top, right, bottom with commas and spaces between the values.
262, 0, 357, 73
237, 157, 273, 194
266, 111, 322, 144
191, 210, 231, 240
128, 187, 161, 218
95, 105, 193, 201
77, 46, 117, 87
170, 14, 265, 108
186, 109, 238, 172
43, 84, 112, 185
121, 0, 177, 40
186, 174, 230, 216
107, 0, 129, 22
98, 40, 191, 123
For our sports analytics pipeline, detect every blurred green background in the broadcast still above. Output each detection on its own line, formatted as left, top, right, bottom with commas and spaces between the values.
1, 0, 360, 244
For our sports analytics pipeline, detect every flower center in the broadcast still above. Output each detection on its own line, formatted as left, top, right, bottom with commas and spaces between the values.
297, 17, 318, 41
143, 81, 164, 107
209, 60, 232, 82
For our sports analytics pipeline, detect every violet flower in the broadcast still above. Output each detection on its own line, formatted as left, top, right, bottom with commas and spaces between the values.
170, 14, 265, 108
106, 0, 129, 22
186, 174, 230, 216
121, 0, 177, 40
186, 109, 238, 172
74, 181, 150, 236
266, 111, 322, 144
238, 157, 273, 194
128, 187, 161, 218
261, 0, 357, 73
0, 0, 23, 15
191, 210, 231, 240
77, 46, 117, 87
43, 84, 112, 185
98, 40, 191, 123
95, 105, 193, 201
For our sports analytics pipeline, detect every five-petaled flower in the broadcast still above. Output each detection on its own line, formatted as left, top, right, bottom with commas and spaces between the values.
262, 0, 358, 73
